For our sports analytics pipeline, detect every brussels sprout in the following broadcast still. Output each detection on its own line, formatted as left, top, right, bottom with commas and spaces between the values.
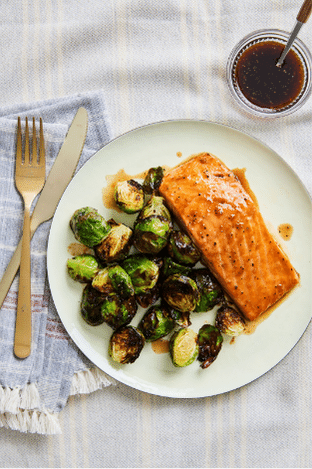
133, 216, 172, 254
80, 284, 106, 326
133, 196, 172, 254
122, 255, 160, 294
168, 308, 191, 328
190, 268, 224, 312
114, 179, 144, 214
162, 274, 200, 313
135, 284, 161, 308
108, 325, 145, 364
67, 255, 100, 283
197, 324, 223, 369
215, 305, 245, 337
143, 166, 164, 194
101, 294, 138, 330
139, 195, 171, 220
168, 230, 201, 266
161, 257, 191, 279
138, 305, 176, 341
94, 219, 133, 263
169, 328, 199, 367
70, 207, 111, 247
92, 265, 134, 299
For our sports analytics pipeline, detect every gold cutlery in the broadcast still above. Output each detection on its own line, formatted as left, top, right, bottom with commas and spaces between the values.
0, 108, 88, 310
14, 117, 45, 359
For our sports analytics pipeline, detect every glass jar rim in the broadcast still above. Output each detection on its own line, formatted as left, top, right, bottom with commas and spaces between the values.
226, 29, 312, 117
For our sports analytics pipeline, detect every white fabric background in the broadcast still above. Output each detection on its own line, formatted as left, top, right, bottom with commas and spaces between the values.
0, 0, 311, 467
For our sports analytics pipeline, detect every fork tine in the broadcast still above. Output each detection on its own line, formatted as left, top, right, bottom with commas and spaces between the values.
16, 117, 22, 166
32, 117, 37, 164
39, 117, 45, 165
24, 117, 30, 165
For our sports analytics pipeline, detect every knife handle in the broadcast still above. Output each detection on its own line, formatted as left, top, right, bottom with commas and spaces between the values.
0, 219, 40, 309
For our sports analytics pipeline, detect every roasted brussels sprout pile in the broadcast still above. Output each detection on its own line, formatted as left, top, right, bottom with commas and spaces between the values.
66, 166, 246, 368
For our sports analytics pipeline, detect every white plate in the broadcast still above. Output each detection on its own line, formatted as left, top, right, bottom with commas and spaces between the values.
47, 120, 312, 398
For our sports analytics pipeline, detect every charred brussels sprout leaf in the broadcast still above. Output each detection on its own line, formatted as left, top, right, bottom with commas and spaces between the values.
80, 285, 106, 326
169, 328, 199, 367
138, 305, 176, 341
135, 284, 161, 308
101, 294, 137, 330
139, 195, 171, 220
168, 230, 201, 266
133, 217, 172, 254
133, 196, 172, 254
114, 179, 144, 214
143, 166, 164, 194
94, 219, 132, 263
67, 255, 100, 283
162, 257, 191, 279
92, 265, 134, 299
197, 324, 223, 369
109, 325, 145, 364
190, 268, 224, 312
215, 305, 245, 336
162, 274, 200, 312
70, 207, 111, 247
121, 255, 159, 294
168, 308, 191, 328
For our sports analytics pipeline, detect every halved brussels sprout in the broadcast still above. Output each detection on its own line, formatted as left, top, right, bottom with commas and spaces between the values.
139, 195, 171, 220
133, 216, 172, 254
162, 274, 200, 313
114, 179, 144, 214
138, 305, 176, 341
169, 328, 199, 367
67, 255, 100, 283
92, 265, 134, 299
168, 230, 201, 266
197, 324, 223, 369
133, 196, 172, 254
94, 219, 132, 263
135, 284, 161, 309
80, 284, 106, 326
101, 294, 137, 330
168, 308, 191, 328
121, 254, 160, 294
108, 325, 145, 364
215, 305, 245, 336
191, 268, 224, 312
70, 207, 111, 247
143, 166, 164, 194
161, 257, 191, 279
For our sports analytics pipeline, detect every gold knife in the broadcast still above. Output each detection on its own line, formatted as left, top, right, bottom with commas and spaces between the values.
0, 107, 88, 308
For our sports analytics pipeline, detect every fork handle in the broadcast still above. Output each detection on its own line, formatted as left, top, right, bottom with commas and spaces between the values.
14, 203, 32, 358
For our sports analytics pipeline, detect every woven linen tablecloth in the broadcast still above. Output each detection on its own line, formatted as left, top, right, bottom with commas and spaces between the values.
0, 0, 312, 467
0, 91, 114, 434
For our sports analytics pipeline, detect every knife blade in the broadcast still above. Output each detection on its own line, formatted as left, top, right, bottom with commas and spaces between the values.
0, 107, 88, 308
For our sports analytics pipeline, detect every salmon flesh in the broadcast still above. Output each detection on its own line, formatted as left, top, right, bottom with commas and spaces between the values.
159, 153, 299, 321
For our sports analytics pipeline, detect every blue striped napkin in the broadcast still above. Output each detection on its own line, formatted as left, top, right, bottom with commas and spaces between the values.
0, 90, 114, 434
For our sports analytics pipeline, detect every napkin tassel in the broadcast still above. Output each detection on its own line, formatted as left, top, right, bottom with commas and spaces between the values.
69, 366, 114, 396
0, 409, 62, 435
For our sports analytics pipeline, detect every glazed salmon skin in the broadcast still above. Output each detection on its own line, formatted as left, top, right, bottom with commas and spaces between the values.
159, 153, 299, 321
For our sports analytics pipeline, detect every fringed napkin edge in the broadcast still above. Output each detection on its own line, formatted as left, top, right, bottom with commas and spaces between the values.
0, 366, 115, 435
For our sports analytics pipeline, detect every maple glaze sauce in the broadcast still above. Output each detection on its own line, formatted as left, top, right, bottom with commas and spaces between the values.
234, 40, 305, 110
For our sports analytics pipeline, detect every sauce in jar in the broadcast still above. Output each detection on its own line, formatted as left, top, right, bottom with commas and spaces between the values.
234, 40, 305, 110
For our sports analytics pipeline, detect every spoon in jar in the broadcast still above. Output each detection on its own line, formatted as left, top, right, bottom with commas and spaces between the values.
276, 0, 312, 68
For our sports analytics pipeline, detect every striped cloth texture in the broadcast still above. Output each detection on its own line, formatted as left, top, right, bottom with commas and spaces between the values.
0, 0, 311, 467
0, 91, 114, 434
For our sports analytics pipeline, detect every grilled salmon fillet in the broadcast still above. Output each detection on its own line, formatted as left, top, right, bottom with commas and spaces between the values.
159, 153, 299, 321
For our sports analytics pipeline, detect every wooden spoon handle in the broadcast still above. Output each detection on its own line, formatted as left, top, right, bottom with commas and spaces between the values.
297, 0, 312, 23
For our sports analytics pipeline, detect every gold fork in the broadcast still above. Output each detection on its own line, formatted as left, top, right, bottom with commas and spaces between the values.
14, 117, 45, 359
